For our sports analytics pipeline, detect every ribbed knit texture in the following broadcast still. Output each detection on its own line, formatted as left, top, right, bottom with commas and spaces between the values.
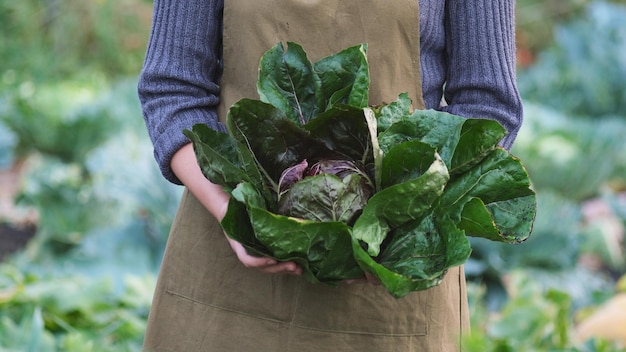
139, 0, 523, 184
138, 0, 227, 184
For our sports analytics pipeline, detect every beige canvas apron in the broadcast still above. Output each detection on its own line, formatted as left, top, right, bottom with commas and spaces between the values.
143, 1, 469, 351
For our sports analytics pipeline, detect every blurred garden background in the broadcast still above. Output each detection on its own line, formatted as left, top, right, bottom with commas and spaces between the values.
1, 0, 626, 350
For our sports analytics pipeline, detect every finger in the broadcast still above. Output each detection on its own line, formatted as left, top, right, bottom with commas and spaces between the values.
233, 245, 301, 274
225, 237, 301, 275
259, 261, 302, 275
239, 255, 277, 268
227, 238, 274, 266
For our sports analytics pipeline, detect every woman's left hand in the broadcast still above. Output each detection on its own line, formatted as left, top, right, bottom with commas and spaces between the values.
226, 236, 303, 276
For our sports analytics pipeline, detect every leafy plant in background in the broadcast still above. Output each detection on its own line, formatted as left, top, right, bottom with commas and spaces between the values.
467, 101, 626, 310
0, 0, 623, 349
0, 262, 154, 352
3, 79, 180, 252
185, 42, 536, 297
511, 103, 626, 201
518, 1, 626, 118
0, 0, 151, 81
0, 77, 116, 166
463, 274, 626, 352
466, 190, 617, 311
0, 77, 180, 351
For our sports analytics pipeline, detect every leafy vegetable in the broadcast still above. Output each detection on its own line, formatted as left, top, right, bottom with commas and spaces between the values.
184, 41, 536, 297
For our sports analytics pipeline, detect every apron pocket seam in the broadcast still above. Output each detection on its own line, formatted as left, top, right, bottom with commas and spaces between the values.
165, 288, 428, 337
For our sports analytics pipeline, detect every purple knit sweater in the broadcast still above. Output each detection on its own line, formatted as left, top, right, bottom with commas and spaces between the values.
138, 0, 523, 184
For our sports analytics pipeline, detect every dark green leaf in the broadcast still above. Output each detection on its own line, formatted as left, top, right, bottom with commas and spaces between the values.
354, 213, 471, 298
353, 154, 449, 256
375, 92, 413, 132
451, 118, 507, 175
438, 148, 536, 243
183, 125, 252, 192
221, 190, 273, 258
314, 44, 370, 109
257, 42, 323, 125
227, 99, 333, 184
304, 105, 373, 165
378, 109, 506, 175
248, 206, 362, 282
378, 109, 465, 168
187, 41, 537, 294
380, 140, 437, 188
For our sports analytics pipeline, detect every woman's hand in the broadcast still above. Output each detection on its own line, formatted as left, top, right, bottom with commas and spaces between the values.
226, 237, 302, 275
171, 143, 302, 276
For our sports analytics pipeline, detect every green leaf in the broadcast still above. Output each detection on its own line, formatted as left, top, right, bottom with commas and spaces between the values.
187, 41, 537, 294
227, 98, 332, 184
380, 140, 437, 188
27, 307, 45, 352
378, 109, 465, 166
378, 108, 506, 174
451, 118, 507, 175
353, 153, 449, 256
183, 124, 253, 192
222, 183, 275, 257
304, 105, 373, 165
353, 213, 471, 298
227, 182, 363, 282
314, 44, 370, 109
257, 42, 323, 125
456, 197, 500, 241
439, 148, 536, 243
375, 92, 413, 132
248, 206, 362, 282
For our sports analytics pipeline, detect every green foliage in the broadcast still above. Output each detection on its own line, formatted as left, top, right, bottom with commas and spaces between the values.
16, 158, 113, 248
0, 0, 623, 349
0, 75, 117, 164
516, 0, 595, 56
465, 6, 626, 345
515, 0, 626, 60
0, 78, 180, 350
464, 274, 626, 352
0, 263, 154, 351
0, 0, 151, 82
511, 103, 626, 201
188, 43, 535, 297
518, 2, 626, 118
465, 190, 616, 311
467, 102, 626, 309
582, 192, 626, 271
8, 79, 180, 249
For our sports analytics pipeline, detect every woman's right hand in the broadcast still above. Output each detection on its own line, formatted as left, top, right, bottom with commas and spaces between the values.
171, 143, 302, 276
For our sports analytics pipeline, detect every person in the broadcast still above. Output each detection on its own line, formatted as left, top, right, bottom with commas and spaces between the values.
137, 0, 523, 351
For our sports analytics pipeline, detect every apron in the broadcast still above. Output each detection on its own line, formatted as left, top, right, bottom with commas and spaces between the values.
143, 1, 469, 351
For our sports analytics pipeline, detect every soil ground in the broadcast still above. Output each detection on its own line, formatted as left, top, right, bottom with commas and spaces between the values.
0, 222, 36, 261
0, 161, 37, 261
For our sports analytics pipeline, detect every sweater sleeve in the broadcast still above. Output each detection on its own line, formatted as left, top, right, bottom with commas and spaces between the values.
442, 0, 523, 149
138, 0, 226, 184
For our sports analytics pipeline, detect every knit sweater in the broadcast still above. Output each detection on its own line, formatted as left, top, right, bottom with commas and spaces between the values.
138, 0, 523, 185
